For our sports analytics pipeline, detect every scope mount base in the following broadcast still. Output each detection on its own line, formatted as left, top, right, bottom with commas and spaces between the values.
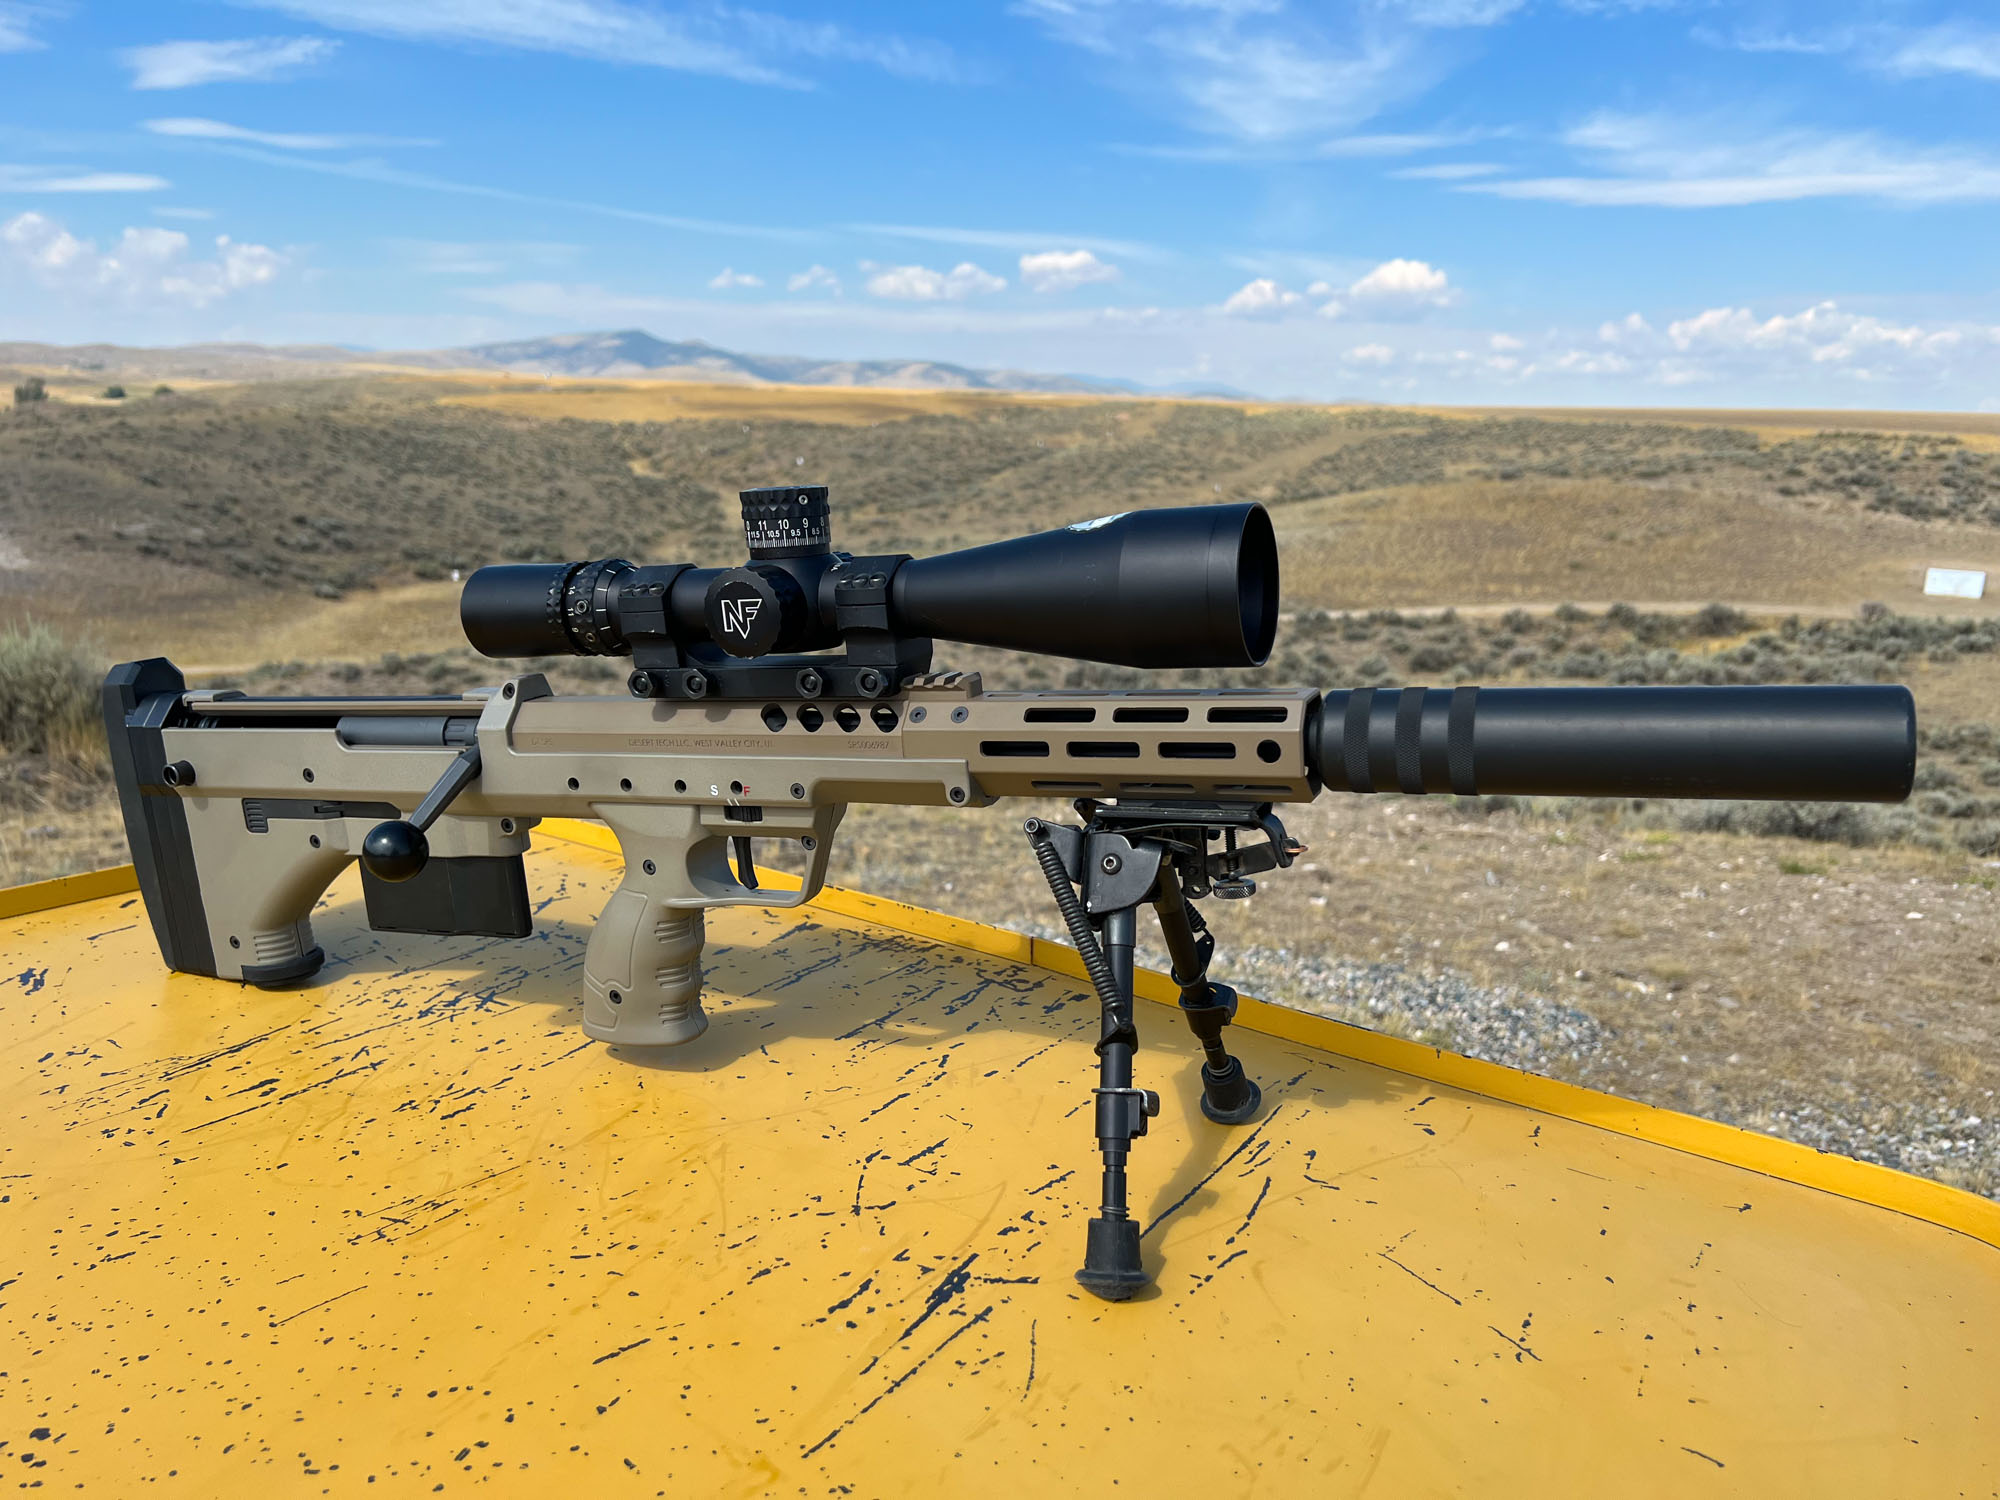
625, 641, 936, 703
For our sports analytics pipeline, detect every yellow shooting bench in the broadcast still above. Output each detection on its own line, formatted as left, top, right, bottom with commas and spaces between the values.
4, 821, 1997, 1497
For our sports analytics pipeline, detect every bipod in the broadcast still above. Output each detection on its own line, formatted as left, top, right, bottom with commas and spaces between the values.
1024, 801, 1288, 1301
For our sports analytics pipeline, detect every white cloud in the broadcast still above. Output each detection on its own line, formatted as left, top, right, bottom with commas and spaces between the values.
1122, 127, 1501, 164
1664, 302, 1965, 367
1597, 311, 1651, 342
1489, 332, 1523, 351
122, 37, 337, 89
1705, 21, 2000, 85
222, 1, 958, 87
1392, 161, 1502, 179
1345, 257, 1455, 312
708, 266, 764, 290
143, 116, 436, 150
862, 260, 1005, 301
1313, 129, 1493, 157
787, 263, 841, 293
183, 142, 813, 242
390, 239, 579, 275
1220, 277, 1305, 317
1543, 347, 1635, 375
1344, 343, 1396, 364
850, 222, 1161, 261
1019, 248, 1120, 293
0, 165, 170, 192
1877, 23, 2000, 83
0, 3, 56, 52
1017, 0, 1439, 141
1222, 259, 1454, 320
1, 210, 284, 307
1384, 0, 1526, 25
1474, 298, 2000, 389
153, 206, 215, 220
1468, 111, 2000, 207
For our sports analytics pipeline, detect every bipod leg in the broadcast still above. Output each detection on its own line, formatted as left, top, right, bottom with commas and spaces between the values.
1154, 863, 1262, 1126
1078, 905, 1157, 1299
1024, 820, 1158, 1301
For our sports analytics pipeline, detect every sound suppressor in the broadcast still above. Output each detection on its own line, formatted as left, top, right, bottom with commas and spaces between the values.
1311, 684, 1916, 802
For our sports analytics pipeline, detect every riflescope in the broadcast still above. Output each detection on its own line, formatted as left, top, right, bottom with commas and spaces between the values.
461, 487, 1279, 698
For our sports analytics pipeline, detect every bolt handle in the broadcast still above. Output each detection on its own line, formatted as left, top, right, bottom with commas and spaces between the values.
361, 820, 429, 882
360, 743, 483, 884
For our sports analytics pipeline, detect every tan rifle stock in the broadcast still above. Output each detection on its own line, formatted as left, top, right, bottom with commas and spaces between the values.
131, 669, 1315, 1042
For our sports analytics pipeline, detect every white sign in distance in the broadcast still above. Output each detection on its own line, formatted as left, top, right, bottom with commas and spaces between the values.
1923, 567, 1987, 599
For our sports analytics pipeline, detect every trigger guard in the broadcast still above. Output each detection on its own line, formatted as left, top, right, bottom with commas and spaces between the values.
667, 804, 847, 911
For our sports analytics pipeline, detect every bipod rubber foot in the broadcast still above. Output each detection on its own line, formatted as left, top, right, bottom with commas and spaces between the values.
1198, 1056, 1263, 1126
1076, 1216, 1149, 1300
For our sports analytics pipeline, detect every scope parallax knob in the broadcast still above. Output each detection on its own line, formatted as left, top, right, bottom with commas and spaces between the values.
361, 820, 429, 882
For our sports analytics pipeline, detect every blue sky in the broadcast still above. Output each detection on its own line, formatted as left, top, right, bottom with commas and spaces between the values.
2, 1, 1998, 407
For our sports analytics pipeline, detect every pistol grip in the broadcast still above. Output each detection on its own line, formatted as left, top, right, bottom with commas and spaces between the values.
582, 889, 708, 1046
580, 801, 845, 1047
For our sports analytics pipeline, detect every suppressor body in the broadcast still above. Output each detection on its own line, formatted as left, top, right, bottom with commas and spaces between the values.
1310, 685, 1916, 803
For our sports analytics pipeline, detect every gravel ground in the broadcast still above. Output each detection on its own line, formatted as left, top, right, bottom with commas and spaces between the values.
1221, 946, 1608, 1073
1227, 947, 1998, 1192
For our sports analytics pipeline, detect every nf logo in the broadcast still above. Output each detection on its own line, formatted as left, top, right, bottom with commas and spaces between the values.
720, 597, 763, 638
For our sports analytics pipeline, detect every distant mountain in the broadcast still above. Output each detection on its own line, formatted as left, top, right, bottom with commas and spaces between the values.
0, 329, 1258, 400
0, 339, 361, 381
377, 328, 1246, 397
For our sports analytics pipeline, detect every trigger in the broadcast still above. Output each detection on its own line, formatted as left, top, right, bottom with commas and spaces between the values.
731, 835, 759, 890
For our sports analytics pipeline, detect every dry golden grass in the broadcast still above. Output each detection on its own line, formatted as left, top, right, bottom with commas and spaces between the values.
1276, 477, 2000, 615
2, 559, 466, 670
0, 762, 122, 888
438, 375, 1109, 427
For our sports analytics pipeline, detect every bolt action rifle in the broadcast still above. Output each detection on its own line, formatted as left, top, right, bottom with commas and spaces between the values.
104, 487, 1916, 1298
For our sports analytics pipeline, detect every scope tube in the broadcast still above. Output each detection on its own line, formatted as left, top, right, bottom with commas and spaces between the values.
1310, 684, 1915, 803
460, 502, 1282, 672
891, 503, 1277, 669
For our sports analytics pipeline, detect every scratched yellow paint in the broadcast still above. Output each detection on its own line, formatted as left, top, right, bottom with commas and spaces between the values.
4, 839, 1998, 1496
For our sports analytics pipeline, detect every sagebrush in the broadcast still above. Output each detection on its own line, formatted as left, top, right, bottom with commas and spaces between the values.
0, 625, 102, 759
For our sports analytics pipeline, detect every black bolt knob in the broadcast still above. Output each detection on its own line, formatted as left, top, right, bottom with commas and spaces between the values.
361, 820, 429, 882
162, 760, 197, 788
